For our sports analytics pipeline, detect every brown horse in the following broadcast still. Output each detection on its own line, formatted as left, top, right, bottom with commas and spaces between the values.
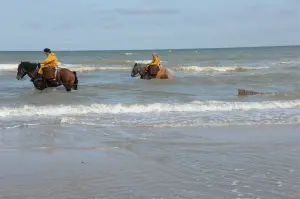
131, 63, 171, 80
16, 61, 78, 91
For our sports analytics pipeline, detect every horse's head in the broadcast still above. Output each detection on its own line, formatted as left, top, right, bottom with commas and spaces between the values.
131, 63, 146, 77
16, 61, 39, 80
16, 61, 27, 80
131, 63, 138, 77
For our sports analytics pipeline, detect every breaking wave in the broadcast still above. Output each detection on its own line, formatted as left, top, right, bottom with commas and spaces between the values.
70, 66, 131, 72
0, 64, 20, 71
0, 63, 131, 72
0, 100, 299, 118
175, 66, 270, 72
126, 60, 168, 64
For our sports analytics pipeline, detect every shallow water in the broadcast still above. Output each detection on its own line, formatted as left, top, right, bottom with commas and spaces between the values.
1, 46, 300, 128
0, 46, 300, 198
1, 125, 300, 199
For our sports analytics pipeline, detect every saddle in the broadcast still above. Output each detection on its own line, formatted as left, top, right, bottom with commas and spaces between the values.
42, 66, 58, 80
148, 65, 160, 75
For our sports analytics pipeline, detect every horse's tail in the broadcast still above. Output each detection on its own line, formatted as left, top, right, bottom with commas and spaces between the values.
72, 71, 78, 90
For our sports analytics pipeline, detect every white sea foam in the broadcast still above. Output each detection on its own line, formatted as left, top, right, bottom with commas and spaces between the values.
0, 100, 299, 118
0, 64, 20, 71
0, 63, 131, 72
127, 60, 152, 64
126, 60, 168, 64
175, 66, 270, 72
71, 66, 131, 72
123, 52, 133, 55
0, 63, 73, 71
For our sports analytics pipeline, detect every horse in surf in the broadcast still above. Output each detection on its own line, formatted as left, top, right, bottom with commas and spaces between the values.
16, 61, 78, 92
131, 63, 173, 80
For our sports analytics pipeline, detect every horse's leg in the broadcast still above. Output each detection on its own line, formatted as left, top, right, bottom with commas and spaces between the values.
67, 73, 78, 91
64, 76, 77, 92
64, 79, 72, 92
33, 79, 46, 90
72, 71, 78, 90
57, 70, 70, 92
64, 83, 72, 92
142, 74, 151, 80
59, 75, 70, 92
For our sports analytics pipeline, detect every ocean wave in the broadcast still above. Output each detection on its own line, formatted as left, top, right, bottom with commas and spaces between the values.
0, 63, 132, 72
0, 100, 299, 118
175, 66, 270, 72
71, 66, 131, 72
126, 60, 168, 64
0, 64, 21, 71
59, 64, 132, 72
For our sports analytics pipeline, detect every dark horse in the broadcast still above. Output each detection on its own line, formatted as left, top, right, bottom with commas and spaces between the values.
16, 61, 78, 91
131, 63, 169, 80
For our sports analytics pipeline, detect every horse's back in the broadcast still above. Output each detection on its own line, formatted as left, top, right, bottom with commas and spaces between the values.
43, 66, 73, 80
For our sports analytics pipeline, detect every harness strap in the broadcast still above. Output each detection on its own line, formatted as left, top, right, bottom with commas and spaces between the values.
54, 67, 58, 80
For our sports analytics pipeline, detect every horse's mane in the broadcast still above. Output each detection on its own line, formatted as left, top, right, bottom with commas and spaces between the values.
134, 62, 147, 68
19, 61, 38, 72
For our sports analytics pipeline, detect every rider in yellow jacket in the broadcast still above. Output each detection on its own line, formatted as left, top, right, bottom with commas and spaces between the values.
145, 53, 161, 74
38, 48, 59, 75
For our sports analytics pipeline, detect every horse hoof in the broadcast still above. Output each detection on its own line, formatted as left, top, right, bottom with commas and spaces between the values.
72, 85, 78, 90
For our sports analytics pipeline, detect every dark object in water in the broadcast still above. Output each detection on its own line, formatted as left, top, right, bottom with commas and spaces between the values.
238, 89, 264, 96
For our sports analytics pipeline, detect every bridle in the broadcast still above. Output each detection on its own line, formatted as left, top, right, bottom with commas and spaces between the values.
17, 66, 27, 79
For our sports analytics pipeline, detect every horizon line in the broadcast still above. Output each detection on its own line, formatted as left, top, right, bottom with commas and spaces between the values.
0, 44, 299, 52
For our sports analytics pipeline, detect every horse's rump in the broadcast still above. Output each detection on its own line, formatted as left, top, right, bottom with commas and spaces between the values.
42, 66, 56, 79
156, 66, 168, 79
58, 67, 75, 76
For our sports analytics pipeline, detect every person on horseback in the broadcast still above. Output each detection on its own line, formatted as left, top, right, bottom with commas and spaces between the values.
31, 48, 58, 81
144, 53, 161, 75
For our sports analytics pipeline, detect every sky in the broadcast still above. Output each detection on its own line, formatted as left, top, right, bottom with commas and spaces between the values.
1, 0, 300, 50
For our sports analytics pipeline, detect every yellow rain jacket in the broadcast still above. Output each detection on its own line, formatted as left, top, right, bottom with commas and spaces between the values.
150, 55, 160, 65
38, 52, 59, 74
145, 55, 161, 74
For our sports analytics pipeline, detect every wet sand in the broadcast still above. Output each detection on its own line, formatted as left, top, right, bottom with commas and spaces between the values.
1, 124, 300, 199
